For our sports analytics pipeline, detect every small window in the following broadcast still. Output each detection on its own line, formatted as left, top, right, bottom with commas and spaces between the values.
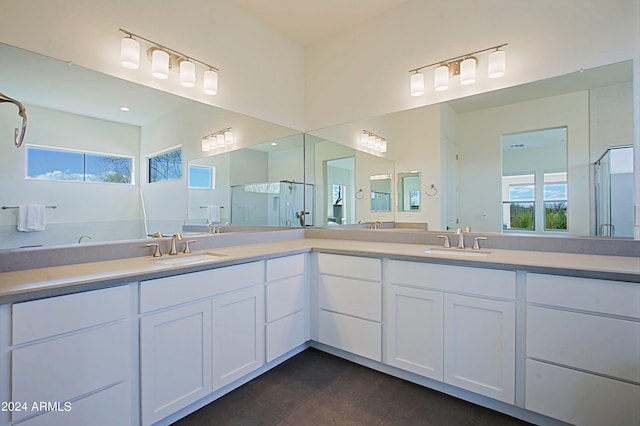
544, 172, 567, 231
502, 174, 535, 231
188, 165, 214, 189
26, 145, 133, 184
149, 148, 182, 183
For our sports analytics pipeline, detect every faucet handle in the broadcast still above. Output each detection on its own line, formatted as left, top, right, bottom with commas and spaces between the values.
183, 239, 196, 254
146, 243, 162, 257
472, 237, 487, 250
437, 235, 451, 248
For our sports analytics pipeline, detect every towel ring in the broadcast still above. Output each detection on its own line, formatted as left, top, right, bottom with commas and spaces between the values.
355, 189, 365, 199
425, 184, 438, 197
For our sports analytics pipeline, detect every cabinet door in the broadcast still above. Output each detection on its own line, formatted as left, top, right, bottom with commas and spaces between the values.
384, 285, 444, 381
213, 285, 264, 390
443, 294, 515, 403
140, 300, 212, 426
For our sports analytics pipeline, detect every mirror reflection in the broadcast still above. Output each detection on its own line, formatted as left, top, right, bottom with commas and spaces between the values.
307, 60, 633, 237
371, 174, 392, 212
397, 171, 420, 212
0, 43, 299, 249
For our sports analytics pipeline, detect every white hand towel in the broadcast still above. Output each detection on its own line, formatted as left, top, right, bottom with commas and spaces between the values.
207, 205, 220, 223
17, 204, 46, 232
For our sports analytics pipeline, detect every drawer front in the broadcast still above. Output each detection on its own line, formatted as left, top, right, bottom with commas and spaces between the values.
140, 261, 263, 313
12, 322, 130, 422
317, 253, 381, 281
266, 254, 305, 282
266, 275, 305, 323
19, 382, 132, 426
526, 273, 640, 318
266, 311, 306, 362
319, 275, 381, 321
525, 359, 640, 426
527, 306, 640, 383
388, 260, 515, 300
12, 285, 130, 345
318, 310, 381, 361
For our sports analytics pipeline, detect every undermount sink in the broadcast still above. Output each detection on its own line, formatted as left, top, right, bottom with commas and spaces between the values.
423, 248, 491, 257
153, 252, 227, 266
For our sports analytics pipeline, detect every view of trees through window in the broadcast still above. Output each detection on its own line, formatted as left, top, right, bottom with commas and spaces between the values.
26, 146, 132, 184
149, 148, 182, 183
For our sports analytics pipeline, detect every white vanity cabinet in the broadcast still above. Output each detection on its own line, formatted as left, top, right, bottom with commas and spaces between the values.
525, 273, 640, 426
316, 253, 382, 361
386, 260, 516, 403
10, 285, 134, 426
139, 262, 264, 426
265, 254, 307, 362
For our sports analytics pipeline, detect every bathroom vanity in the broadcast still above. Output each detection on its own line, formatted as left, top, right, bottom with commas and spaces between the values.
0, 232, 638, 426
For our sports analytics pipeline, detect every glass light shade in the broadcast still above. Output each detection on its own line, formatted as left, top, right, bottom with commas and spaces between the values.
360, 133, 369, 146
179, 60, 196, 87
120, 37, 140, 69
434, 65, 449, 91
368, 135, 376, 148
201, 138, 210, 152
216, 134, 225, 148
151, 49, 169, 79
224, 130, 233, 144
410, 72, 424, 96
488, 50, 506, 78
380, 140, 387, 153
207, 136, 216, 149
203, 70, 218, 95
460, 58, 476, 85
374, 137, 382, 151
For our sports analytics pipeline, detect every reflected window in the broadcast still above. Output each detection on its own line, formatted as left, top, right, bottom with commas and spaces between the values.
26, 145, 132, 184
188, 165, 214, 190
149, 148, 182, 183
502, 174, 535, 231
544, 172, 567, 231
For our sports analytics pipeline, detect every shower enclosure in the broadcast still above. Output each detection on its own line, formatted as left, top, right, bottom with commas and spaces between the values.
594, 146, 633, 237
230, 181, 314, 227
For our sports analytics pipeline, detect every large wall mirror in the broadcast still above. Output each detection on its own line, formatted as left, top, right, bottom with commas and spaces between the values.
307, 60, 634, 238
0, 42, 300, 249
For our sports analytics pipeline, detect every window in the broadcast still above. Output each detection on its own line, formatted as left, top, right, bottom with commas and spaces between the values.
502, 174, 535, 231
544, 172, 567, 231
26, 145, 133, 184
188, 165, 214, 189
148, 148, 182, 183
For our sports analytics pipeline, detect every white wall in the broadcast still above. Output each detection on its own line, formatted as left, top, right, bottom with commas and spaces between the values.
0, 104, 142, 248
457, 91, 590, 235
0, 0, 305, 130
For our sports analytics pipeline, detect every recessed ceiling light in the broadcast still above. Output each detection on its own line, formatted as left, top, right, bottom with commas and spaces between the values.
120, 106, 130, 112
271, 142, 278, 146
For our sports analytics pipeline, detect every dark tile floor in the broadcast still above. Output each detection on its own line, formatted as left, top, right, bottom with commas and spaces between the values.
174, 348, 531, 426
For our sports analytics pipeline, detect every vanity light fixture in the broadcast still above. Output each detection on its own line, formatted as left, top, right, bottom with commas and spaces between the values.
409, 43, 507, 96
201, 128, 233, 152
361, 130, 387, 153
119, 29, 220, 95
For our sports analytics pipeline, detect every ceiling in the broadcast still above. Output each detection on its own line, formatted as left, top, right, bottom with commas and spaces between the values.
229, 0, 411, 46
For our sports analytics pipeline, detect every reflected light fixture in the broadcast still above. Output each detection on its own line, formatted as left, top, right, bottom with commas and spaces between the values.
201, 127, 233, 152
361, 130, 387, 154
119, 29, 220, 95
409, 43, 507, 96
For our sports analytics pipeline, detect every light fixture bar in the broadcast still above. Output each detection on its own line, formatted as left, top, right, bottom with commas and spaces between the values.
361, 130, 387, 153
119, 28, 219, 72
201, 127, 233, 151
408, 43, 507, 74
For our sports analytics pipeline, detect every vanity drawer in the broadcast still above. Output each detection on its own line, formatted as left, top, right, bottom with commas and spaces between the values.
318, 310, 381, 361
526, 273, 640, 318
388, 260, 515, 300
527, 306, 640, 382
317, 253, 381, 281
266, 310, 306, 362
12, 285, 130, 345
140, 261, 263, 313
266, 274, 305, 322
318, 275, 381, 321
266, 254, 305, 282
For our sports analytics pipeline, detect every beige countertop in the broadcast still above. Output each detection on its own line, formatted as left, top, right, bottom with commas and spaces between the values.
1, 238, 639, 304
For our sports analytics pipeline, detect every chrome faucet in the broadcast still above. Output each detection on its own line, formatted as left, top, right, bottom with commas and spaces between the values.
455, 227, 465, 249
169, 233, 182, 255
